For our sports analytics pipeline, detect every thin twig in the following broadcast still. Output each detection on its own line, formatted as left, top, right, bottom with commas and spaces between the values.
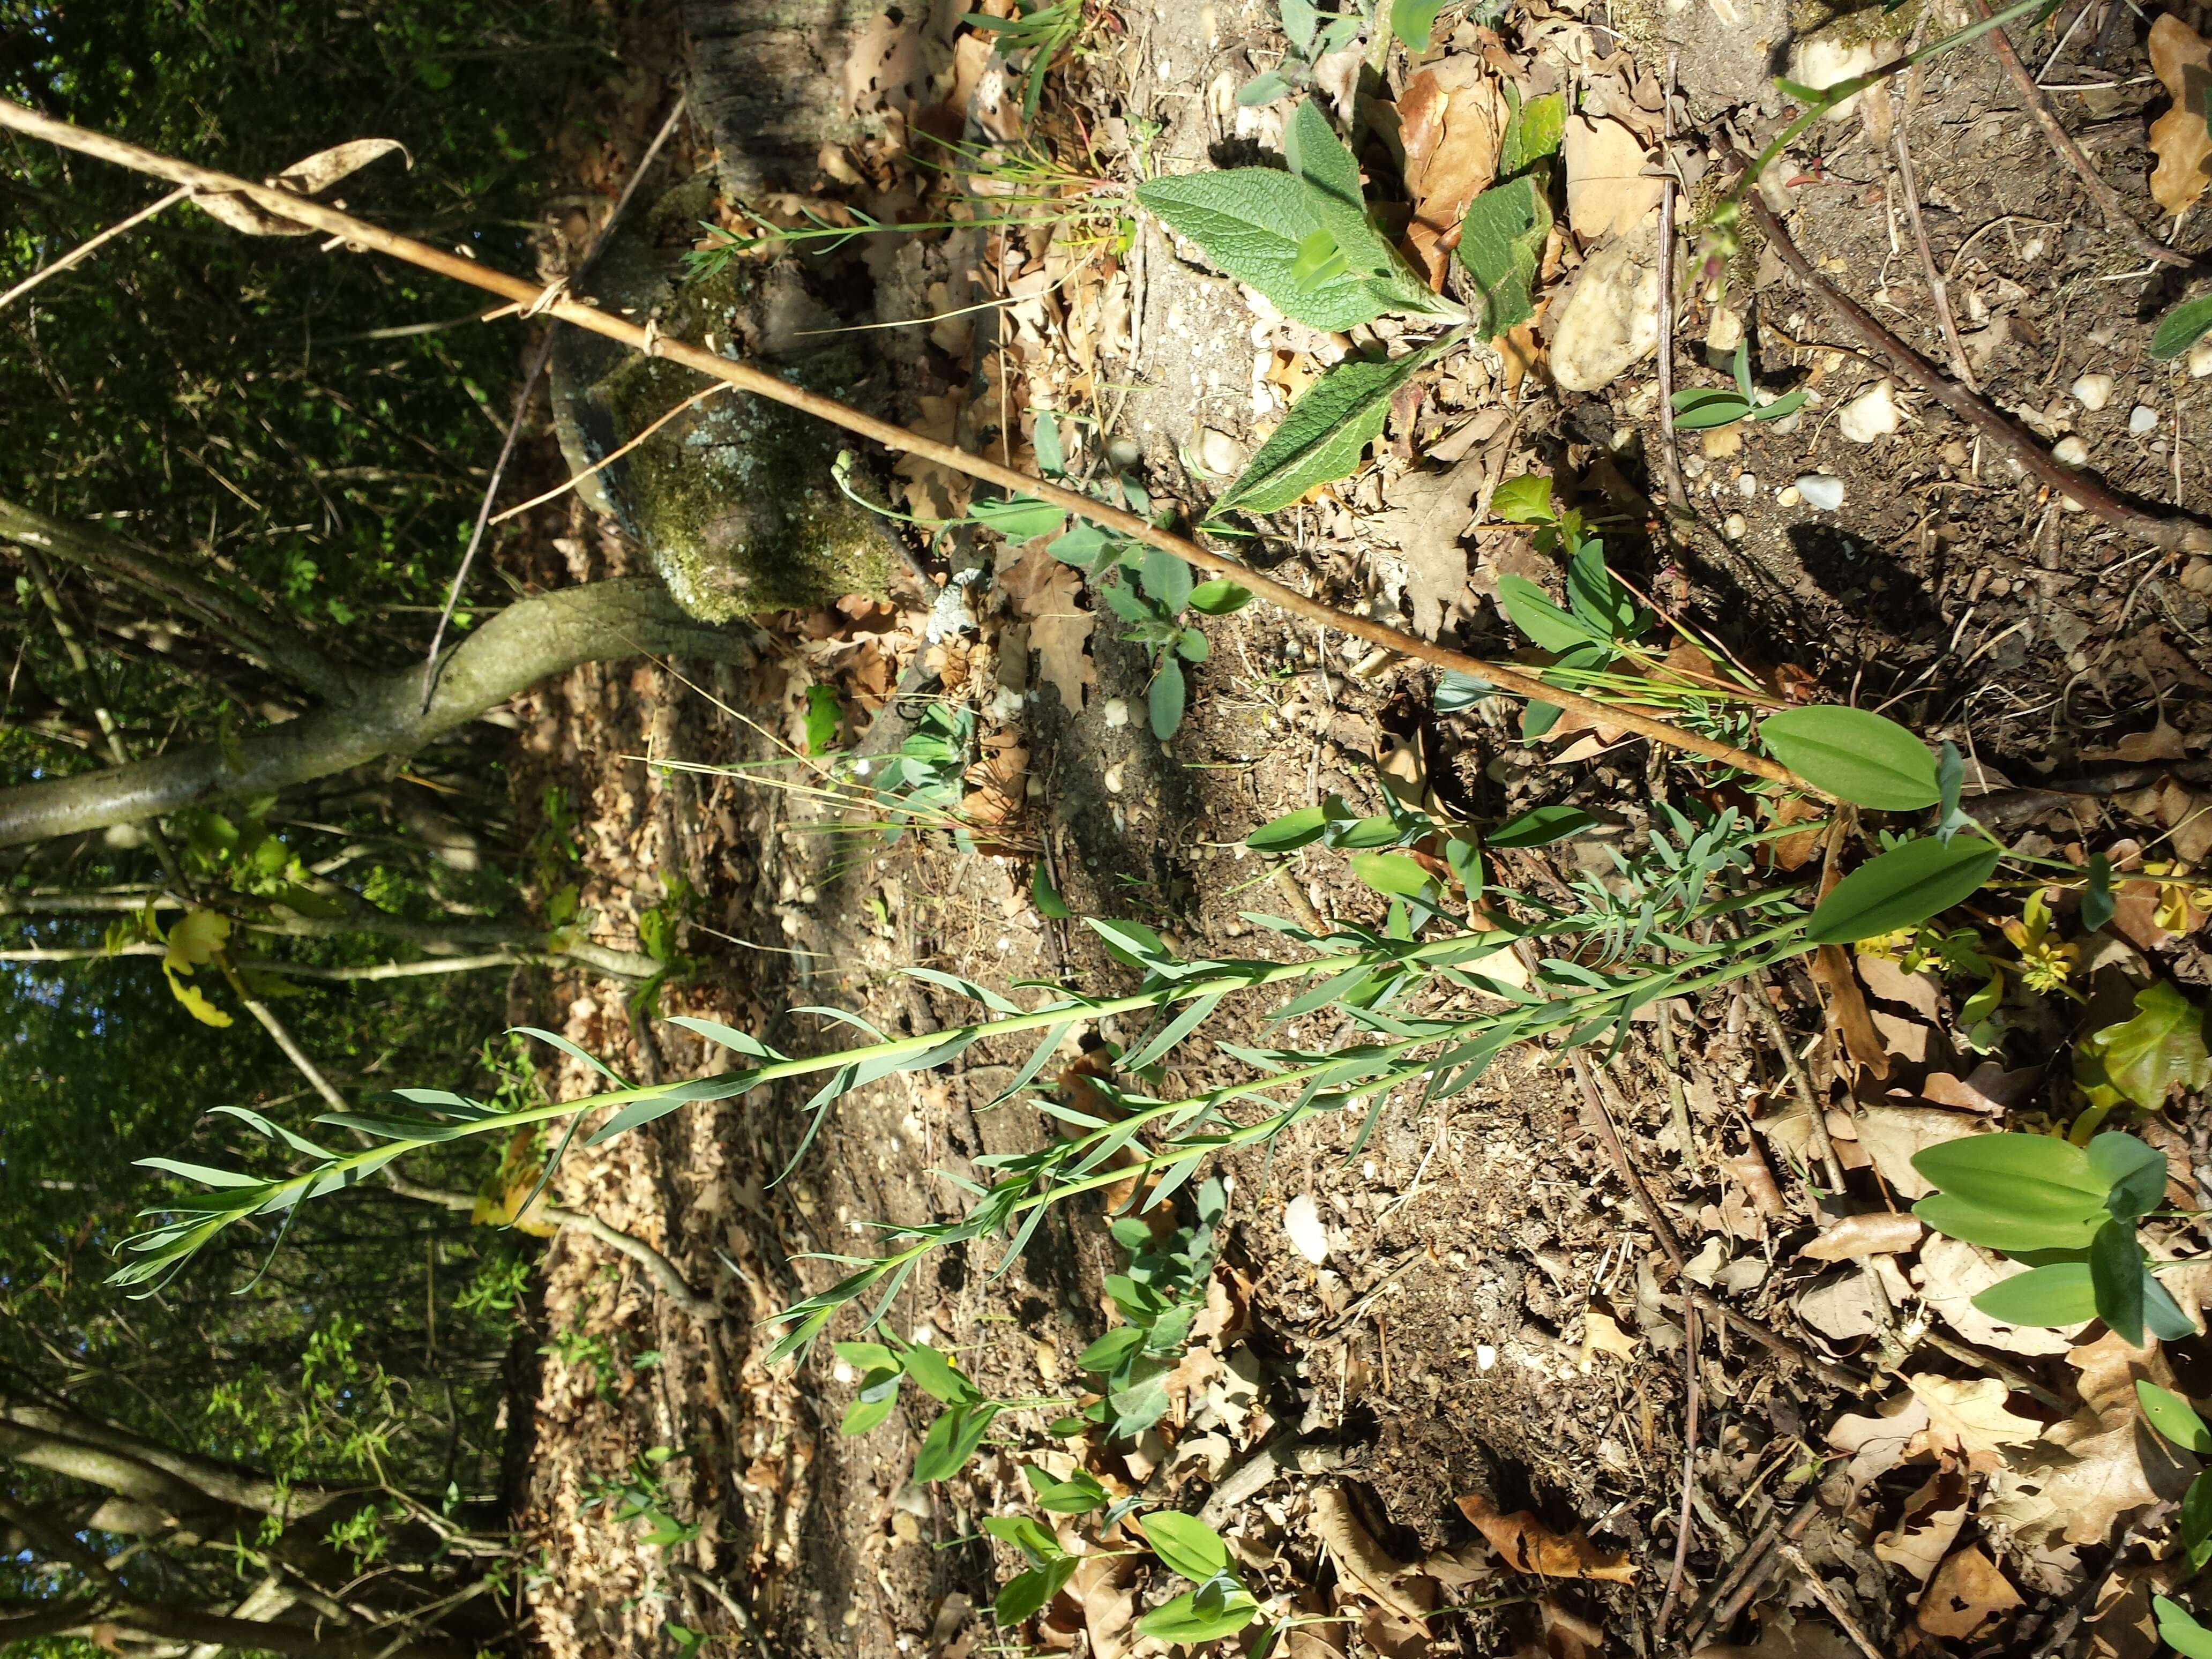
1655, 54, 1687, 510
1968, 0, 2193, 270
1891, 123, 1975, 388
1681, 1495, 1823, 1649
419, 91, 690, 704
0, 95, 1820, 791
1656, 1293, 1701, 1634
0, 184, 189, 311
1741, 180, 2212, 555
1778, 1542, 1886, 1659
489, 382, 728, 526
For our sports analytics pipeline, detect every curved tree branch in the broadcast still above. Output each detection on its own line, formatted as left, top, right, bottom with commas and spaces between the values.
0, 577, 749, 847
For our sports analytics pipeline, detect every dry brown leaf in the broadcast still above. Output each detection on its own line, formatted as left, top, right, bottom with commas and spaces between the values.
1907, 1373, 2043, 1471
1916, 1544, 2023, 1640
1721, 1145, 1787, 1217
2149, 15, 2212, 215
1397, 61, 1507, 286
1812, 944, 1890, 1081
1692, 1608, 1857, 1658
1576, 1307, 1638, 1371
1982, 1336, 2193, 1548
1770, 794, 1827, 872
1873, 1463, 1970, 1585
1310, 1485, 1435, 1621
1561, 115, 1662, 239
1538, 1598, 1606, 1659
2086, 1563, 2181, 1659
1919, 1062, 2040, 1115
1357, 1604, 1431, 1659
1854, 1103, 1988, 1199
1454, 1492, 1636, 1582
1797, 1209, 1923, 1261
1855, 951, 1942, 1018
998, 546, 1093, 712
1066, 1548, 1136, 1659
1827, 1390, 1933, 1489
1372, 457, 1484, 637
2068, 1329, 2181, 1424
1794, 1256, 1913, 1343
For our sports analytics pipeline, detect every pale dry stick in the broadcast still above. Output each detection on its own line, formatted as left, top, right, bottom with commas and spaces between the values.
1892, 123, 1975, 387
1655, 52, 1688, 510
0, 183, 189, 311
488, 380, 727, 526
1741, 180, 2212, 555
1777, 1542, 1886, 1659
0, 96, 1814, 791
1968, 0, 2194, 271
1655, 1295, 1701, 1636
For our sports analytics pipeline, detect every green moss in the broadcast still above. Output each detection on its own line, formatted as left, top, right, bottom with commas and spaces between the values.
590, 265, 890, 621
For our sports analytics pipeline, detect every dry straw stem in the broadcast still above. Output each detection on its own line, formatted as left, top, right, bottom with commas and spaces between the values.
0, 97, 1815, 789
1741, 181, 2212, 555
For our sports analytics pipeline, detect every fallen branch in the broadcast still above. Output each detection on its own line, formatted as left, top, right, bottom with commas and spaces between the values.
0, 96, 1814, 793
0, 183, 189, 310
1968, 0, 2194, 271
1741, 180, 2212, 556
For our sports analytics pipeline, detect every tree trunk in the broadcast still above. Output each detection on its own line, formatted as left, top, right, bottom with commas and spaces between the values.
0, 577, 749, 846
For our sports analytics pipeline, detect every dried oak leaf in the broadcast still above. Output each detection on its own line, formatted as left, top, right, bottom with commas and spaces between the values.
997, 545, 1094, 713
2149, 15, 2212, 216
1454, 1492, 1635, 1582
1311, 1485, 1435, 1622
1372, 457, 1485, 638
1797, 1210, 1924, 1262
1873, 1463, 1970, 1586
1915, 1544, 2023, 1640
1912, 1234, 2083, 1357
1397, 59, 1507, 286
1691, 1608, 1856, 1658
1980, 1342, 2194, 1551
1561, 115, 1662, 239
1905, 1373, 2043, 1472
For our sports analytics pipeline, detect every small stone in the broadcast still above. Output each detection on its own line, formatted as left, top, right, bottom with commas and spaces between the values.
1198, 428, 1243, 475
2192, 338, 2212, 379
1776, 484, 1802, 506
1550, 223, 1662, 392
2052, 435, 2090, 467
1798, 473, 1846, 511
1706, 306, 1745, 358
1723, 513, 1747, 539
2071, 372, 2114, 412
1103, 697, 1130, 729
1701, 425, 1742, 459
1284, 1194, 1329, 1265
1107, 436, 1144, 468
2131, 405, 2161, 435
1737, 472, 1759, 497
1838, 379, 1901, 443
1475, 1344, 1498, 1372
1102, 761, 1125, 794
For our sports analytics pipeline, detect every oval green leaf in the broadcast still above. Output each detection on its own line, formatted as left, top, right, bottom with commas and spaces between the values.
1969, 1260, 2097, 1327
2151, 294, 2212, 361
1760, 705, 1940, 809
2137, 1380, 2212, 1453
1140, 1512, 1231, 1583
911, 1401, 999, 1483
1215, 348, 1438, 515
2155, 1596, 2212, 1659
1804, 834, 1999, 945
1187, 578, 1253, 614
1351, 852, 1432, 896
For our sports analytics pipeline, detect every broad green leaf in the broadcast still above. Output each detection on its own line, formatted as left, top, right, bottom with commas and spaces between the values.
2186, 1474, 2212, 1572
1391, 0, 1448, 49
2088, 1131, 2169, 1221
1136, 170, 1398, 331
1566, 543, 1637, 637
2083, 853, 2116, 932
1141, 1512, 1231, 1583
1282, 99, 1396, 281
1187, 578, 1253, 614
1215, 349, 1434, 513
804, 683, 842, 754
993, 1557, 1079, 1625
1138, 1589, 1261, 1643
1149, 657, 1187, 739
1918, 1193, 2106, 1253
2137, 1381, 2212, 1453
1247, 804, 1328, 852
1022, 1464, 1110, 1513
833, 1340, 899, 1372
2082, 982, 2210, 1112
1499, 90, 1565, 174
1758, 706, 1940, 809
1490, 474, 1555, 524
2151, 294, 2212, 361
1488, 805, 1598, 848
1280, 0, 1320, 53
1669, 388, 1753, 429
840, 1366, 902, 1436
898, 1341, 975, 1404
1496, 575, 1598, 653
912, 1401, 999, 1483
2091, 1217, 2147, 1348
1351, 852, 1432, 896
1457, 175, 1549, 338
1077, 1324, 1146, 1374
1139, 547, 1195, 611
1912, 1132, 2107, 1205
1237, 68, 1296, 107
1804, 835, 1999, 945
1332, 813, 1402, 849
2148, 1266, 2198, 1342
1970, 1260, 2097, 1327
2156, 1596, 2212, 1659
971, 495, 1067, 542
981, 1514, 1064, 1565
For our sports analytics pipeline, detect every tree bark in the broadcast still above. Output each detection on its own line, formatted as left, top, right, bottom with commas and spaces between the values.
0, 577, 749, 847
0, 1400, 347, 1520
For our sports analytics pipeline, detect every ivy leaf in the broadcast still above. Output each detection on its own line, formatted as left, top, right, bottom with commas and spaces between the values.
2081, 981, 2210, 1111
1135, 170, 1402, 331
1456, 175, 1550, 338
1215, 348, 1438, 514
1490, 474, 1555, 524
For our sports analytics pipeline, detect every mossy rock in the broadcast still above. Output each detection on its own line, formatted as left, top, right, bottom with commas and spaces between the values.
550, 183, 893, 621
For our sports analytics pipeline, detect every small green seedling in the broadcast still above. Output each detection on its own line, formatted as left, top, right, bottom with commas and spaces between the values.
1669, 338, 1809, 431
835, 1336, 1005, 1483
1134, 1513, 1262, 1643
1060, 1179, 1227, 1440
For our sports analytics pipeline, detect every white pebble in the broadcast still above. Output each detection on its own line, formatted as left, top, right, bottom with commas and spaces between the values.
1284, 1194, 1329, 1265
2071, 372, 2114, 412
1103, 761, 1125, 794
2052, 435, 2089, 467
1103, 697, 1130, 729
1723, 513, 1747, 539
1838, 379, 1901, 443
1737, 472, 1759, 497
1198, 428, 1243, 476
2192, 338, 2212, 379
1798, 473, 1847, 511
1776, 485, 1802, 506
2131, 405, 2161, 435
1476, 1344, 1498, 1372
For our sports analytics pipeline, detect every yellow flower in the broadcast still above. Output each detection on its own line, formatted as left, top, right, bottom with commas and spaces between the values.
2001, 889, 2077, 996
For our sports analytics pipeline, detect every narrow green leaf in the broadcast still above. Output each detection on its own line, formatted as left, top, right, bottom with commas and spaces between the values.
1350, 851, 1431, 896
1149, 656, 1187, 739
898, 1341, 976, 1405
2184, 1475, 2212, 1572
1804, 835, 1999, 945
2091, 1219, 2146, 1347
1669, 388, 1753, 429
912, 1401, 999, 1482
1216, 349, 1436, 514
1391, 0, 1447, 49
1141, 1512, 1231, 1582
993, 1557, 1079, 1625
1496, 575, 1597, 653
1247, 804, 1328, 852
2088, 1131, 2169, 1222
2156, 1596, 2212, 1659
1032, 862, 1072, 920
1488, 805, 1599, 848
1759, 705, 1940, 809
1137, 1589, 1261, 1643
2137, 1381, 2212, 1453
